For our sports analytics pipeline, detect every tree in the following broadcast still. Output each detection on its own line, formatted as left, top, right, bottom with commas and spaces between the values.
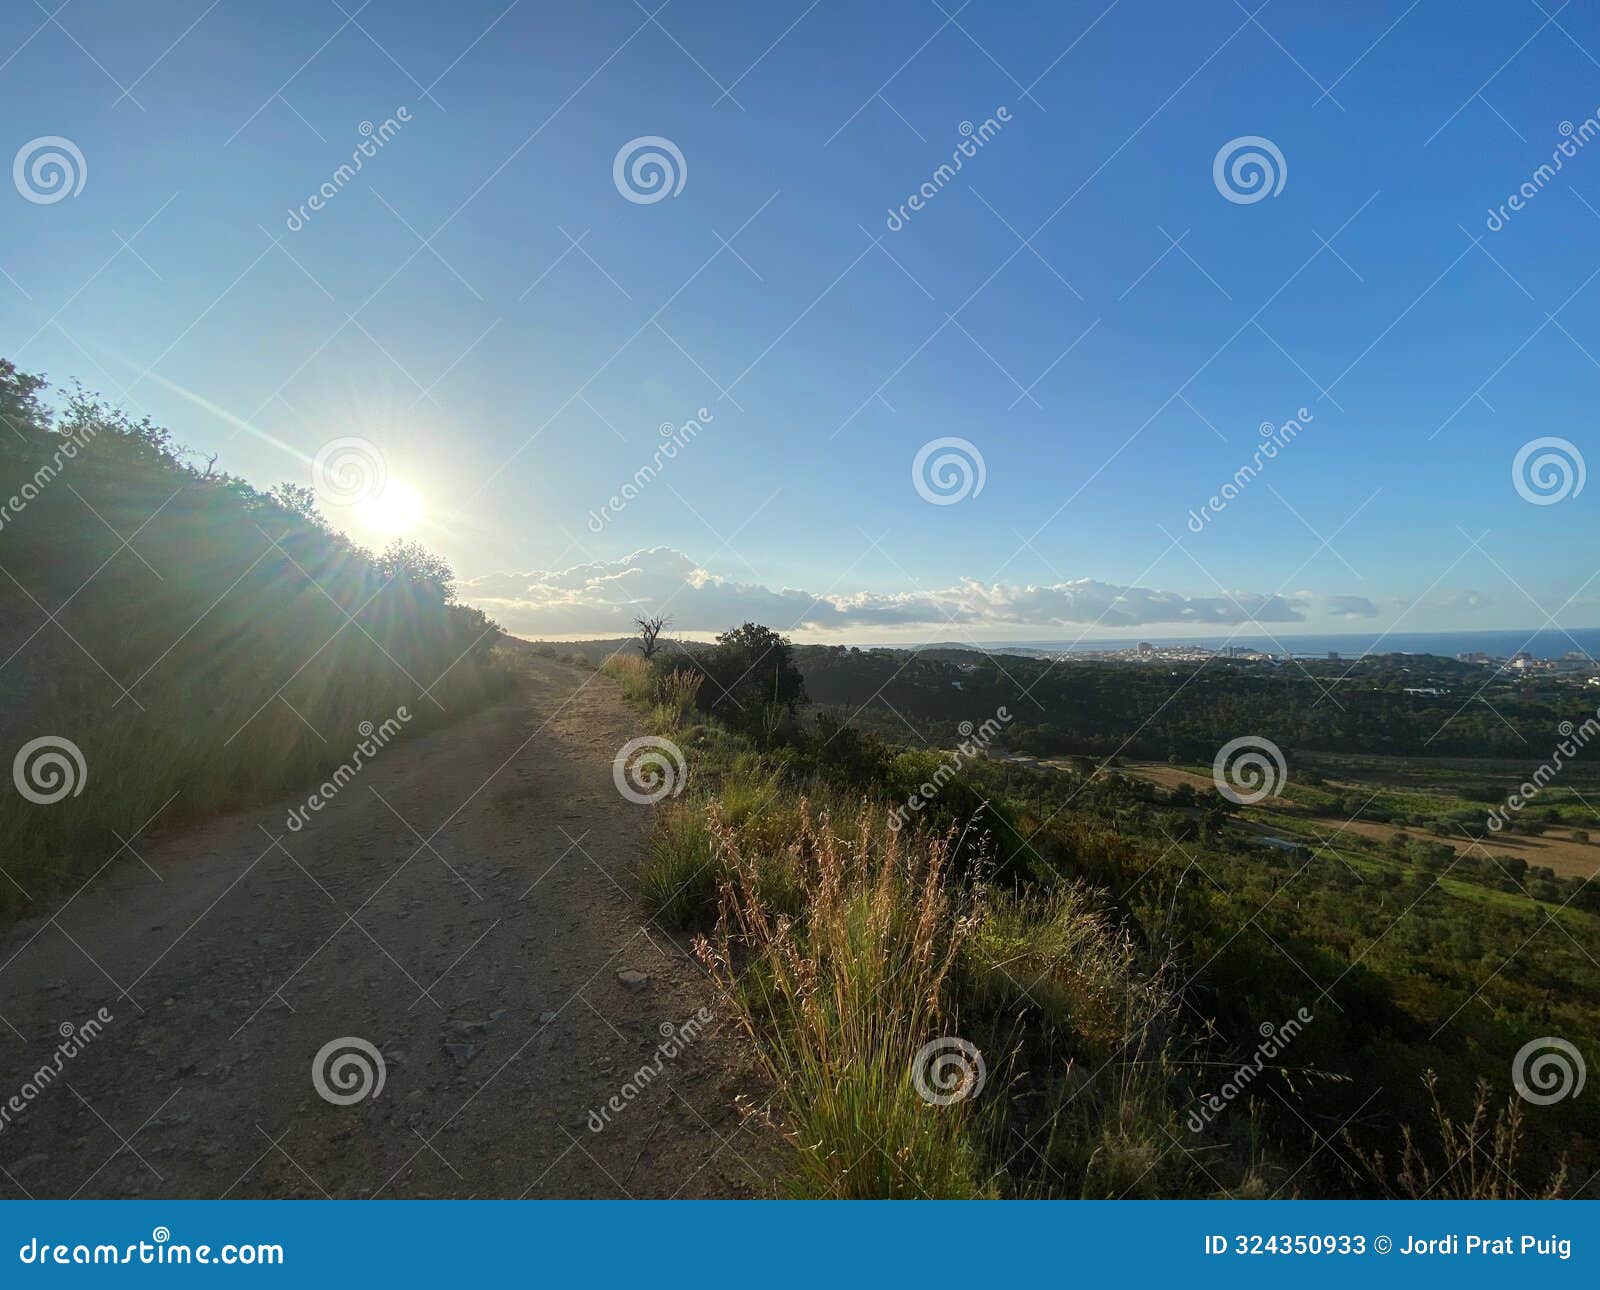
701, 622, 807, 727
376, 539, 455, 602
634, 615, 668, 660
0, 359, 49, 439
269, 482, 325, 526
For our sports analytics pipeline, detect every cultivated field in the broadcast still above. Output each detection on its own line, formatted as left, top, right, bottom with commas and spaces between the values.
1113, 759, 1600, 881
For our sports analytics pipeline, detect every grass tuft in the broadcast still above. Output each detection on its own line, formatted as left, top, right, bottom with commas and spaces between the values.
695, 810, 989, 1197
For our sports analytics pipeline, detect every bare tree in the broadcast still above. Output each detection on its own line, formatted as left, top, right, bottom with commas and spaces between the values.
634, 615, 668, 660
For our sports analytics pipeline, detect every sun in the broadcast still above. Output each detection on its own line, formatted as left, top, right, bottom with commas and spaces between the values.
355, 479, 425, 535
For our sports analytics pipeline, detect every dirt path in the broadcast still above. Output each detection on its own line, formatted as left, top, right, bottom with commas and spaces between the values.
0, 656, 771, 1198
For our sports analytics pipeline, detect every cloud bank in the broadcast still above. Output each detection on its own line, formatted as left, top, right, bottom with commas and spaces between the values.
461, 548, 1379, 639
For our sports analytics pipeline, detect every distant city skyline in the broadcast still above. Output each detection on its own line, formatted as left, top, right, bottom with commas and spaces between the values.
5, 1, 1598, 643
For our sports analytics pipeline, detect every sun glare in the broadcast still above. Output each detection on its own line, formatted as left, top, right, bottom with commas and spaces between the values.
356, 479, 425, 535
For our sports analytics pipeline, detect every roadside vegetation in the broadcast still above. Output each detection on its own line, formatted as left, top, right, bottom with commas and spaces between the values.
0, 362, 513, 913
602, 643, 1228, 1198
582, 623, 1592, 1199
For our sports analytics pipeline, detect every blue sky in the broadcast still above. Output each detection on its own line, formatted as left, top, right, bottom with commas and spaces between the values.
4, 0, 1599, 641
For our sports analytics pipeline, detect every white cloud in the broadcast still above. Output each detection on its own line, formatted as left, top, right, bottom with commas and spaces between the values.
1423, 589, 1493, 613
461, 547, 1380, 638
1297, 593, 1385, 620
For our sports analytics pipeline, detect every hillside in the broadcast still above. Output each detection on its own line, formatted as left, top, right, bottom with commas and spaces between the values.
0, 361, 509, 911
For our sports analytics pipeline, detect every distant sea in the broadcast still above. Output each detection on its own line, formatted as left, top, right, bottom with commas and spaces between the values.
995, 628, 1600, 661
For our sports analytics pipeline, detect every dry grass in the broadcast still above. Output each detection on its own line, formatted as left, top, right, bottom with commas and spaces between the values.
695, 808, 989, 1198
600, 652, 656, 705
1360, 1070, 1569, 1199
663, 786, 1210, 1198
658, 667, 702, 719
601, 657, 705, 737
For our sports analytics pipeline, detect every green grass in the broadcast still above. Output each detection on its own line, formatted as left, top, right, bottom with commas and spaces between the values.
640, 803, 724, 927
